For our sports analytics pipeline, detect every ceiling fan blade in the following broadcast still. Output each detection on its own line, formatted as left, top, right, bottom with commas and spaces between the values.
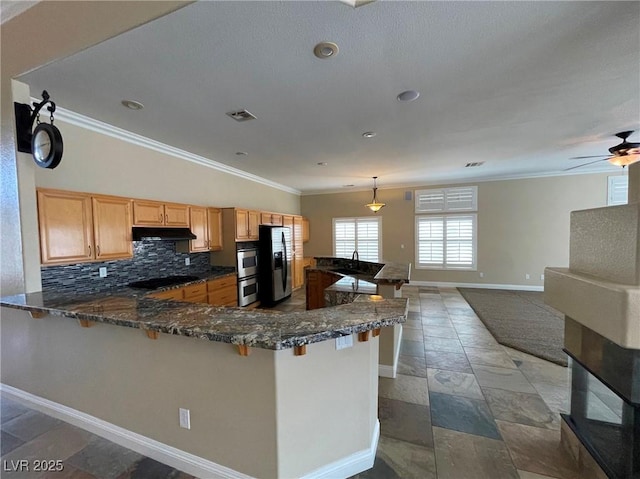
569, 155, 610, 160
564, 158, 611, 171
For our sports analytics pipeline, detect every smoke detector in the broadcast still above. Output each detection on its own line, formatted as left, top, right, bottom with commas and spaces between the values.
226, 109, 257, 122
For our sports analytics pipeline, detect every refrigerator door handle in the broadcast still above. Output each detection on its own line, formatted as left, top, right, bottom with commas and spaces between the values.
282, 231, 287, 291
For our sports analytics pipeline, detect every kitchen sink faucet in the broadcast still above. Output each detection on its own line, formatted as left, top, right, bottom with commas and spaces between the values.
351, 250, 359, 270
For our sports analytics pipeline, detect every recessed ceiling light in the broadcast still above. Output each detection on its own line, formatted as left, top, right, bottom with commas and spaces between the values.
121, 99, 144, 110
236, 151, 248, 156
313, 42, 339, 59
362, 132, 376, 138
317, 162, 328, 166
397, 90, 420, 102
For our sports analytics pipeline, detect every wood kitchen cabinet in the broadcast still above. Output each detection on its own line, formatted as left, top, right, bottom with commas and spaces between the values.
208, 207, 223, 251
37, 189, 133, 265
306, 269, 340, 310
188, 206, 209, 252
302, 217, 310, 243
293, 216, 305, 289
132, 200, 189, 227
260, 212, 283, 226
207, 275, 238, 306
235, 208, 259, 241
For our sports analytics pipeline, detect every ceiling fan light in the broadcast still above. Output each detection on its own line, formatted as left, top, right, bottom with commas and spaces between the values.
608, 153, 640, 167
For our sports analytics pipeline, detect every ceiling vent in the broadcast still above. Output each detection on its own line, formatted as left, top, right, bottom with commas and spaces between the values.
465, 162, 485, 168
226, 109, 257, 122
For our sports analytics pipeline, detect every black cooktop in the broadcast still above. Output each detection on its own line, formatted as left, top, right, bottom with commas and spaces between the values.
128, 275, 199, 290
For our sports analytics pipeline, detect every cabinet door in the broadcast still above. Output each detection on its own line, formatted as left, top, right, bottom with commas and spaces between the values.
37, 189, 94, 265
189, 206, 209, 252
92, 196, 133, 261
260, 212, 272, 225
271, 214, 283, 226
148, 288, 184, 301
248, 210, 260, 240
207, 208, 223, 251
235, 209, 249, 240
293, 216, 305, 288
133, 200, 164, 226
164, 203, 190, 227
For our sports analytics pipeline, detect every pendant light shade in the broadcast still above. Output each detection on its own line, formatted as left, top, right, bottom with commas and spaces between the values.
365, 176, 386, 213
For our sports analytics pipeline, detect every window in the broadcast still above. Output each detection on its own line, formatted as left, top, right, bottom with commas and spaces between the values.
608, 175, 628, 206
415, 186, 477, 270
333, 217, 381, 262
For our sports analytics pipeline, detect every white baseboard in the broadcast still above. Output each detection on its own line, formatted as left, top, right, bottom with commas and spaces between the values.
301, 420, 379, 479
1, 384, 379, 479
409, 280, 544, 292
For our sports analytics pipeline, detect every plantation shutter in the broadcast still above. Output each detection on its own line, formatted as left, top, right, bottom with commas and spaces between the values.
416, 216, 444, 267
334, 219, 356, 259
445, 187, 477, 211
415, 189, 445, 212
357, 219, 380, 262
608, 176, 628, 206
445, 215, 475, 268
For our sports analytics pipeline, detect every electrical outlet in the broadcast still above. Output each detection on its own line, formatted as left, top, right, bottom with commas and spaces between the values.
336, 335, 353, 350
184, 257, 190, 266
479, 272, 484, 278
540, 274, 545, 281
525, 273, 530, 280
400, 244, 405, 249
99, 267, 107, 278
179, 408, 190, 429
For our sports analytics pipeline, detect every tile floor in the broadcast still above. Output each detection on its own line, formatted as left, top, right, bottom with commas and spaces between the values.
1, 286, 602, 478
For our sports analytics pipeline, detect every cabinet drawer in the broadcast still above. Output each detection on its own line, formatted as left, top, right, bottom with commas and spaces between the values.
183, 283, 207, 299
148, 288, 184, 301
208, 285, 238, 306
183, 293, 208, 304
207, 275, 237, 291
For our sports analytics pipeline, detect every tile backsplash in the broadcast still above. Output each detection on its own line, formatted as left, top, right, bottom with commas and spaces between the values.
41, 241, 212, 294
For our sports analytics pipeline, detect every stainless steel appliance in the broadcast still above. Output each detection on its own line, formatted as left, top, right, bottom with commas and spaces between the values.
237, 248, 258, 278
237, 247, 259, 306
258, 225, 292, 306
238, 275, 259, 307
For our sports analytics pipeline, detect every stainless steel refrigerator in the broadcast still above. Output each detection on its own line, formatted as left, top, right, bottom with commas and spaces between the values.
258, 225, 292, 306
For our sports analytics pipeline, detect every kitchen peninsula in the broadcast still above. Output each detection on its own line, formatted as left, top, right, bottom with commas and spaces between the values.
0, 276, 407, 478
306, 257, 411, 378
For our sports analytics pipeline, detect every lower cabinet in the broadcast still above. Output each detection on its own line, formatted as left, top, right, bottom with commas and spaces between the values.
148, 288, 185, 301
305, 270, 340, 310
208, 276, 238, 306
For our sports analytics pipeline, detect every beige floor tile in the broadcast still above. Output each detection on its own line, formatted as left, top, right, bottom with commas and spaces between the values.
530, 382, 569, 414
433, 427, 519, 479
379, 374, 429, 406
497, 420, 581, 479
427, 368, 484, 400
464, 346, 518, 368
518, 470, 560, 479
518, 361, 570, 387
472, 365, 537, 394
483, 388, 559, 430
371, 435, 437, 479
457, 333, 502, 350
403, 328, 425, 341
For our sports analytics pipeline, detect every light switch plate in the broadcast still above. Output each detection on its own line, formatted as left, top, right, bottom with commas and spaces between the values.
336, 335, 353, 350
179, 408, 190, 429
99, 267, 107, 278
185, 257, 190, 266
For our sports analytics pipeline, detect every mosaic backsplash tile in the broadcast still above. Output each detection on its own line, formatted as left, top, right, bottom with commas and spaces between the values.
41, 241, 212, 294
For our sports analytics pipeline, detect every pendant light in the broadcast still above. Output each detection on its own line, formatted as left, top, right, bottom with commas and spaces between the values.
365, 176, 386, 213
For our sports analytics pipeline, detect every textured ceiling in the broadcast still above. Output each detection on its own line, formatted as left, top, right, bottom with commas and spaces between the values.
18, 0, 640, 194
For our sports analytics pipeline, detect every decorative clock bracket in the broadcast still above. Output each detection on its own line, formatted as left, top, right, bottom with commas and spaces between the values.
14, 90, 57, 153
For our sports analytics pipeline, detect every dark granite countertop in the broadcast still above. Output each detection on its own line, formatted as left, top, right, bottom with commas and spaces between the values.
325, 276, 377, 295
312, 257, 411, 286
1, 262, 407, 350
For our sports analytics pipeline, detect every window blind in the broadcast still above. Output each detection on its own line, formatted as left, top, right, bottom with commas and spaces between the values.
416, 214, 476, 269
333, 217, 381, 262
608, 176, 628, 206
415, 186, 477, 213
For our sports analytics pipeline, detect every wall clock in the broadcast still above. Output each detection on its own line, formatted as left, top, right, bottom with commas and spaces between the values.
31, 122, 63, 169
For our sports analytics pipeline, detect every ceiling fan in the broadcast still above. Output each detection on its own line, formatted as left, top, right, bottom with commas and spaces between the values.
565, 130, 640, 171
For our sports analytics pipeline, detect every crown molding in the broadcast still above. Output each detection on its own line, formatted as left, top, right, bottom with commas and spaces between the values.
46, 101, 301, 196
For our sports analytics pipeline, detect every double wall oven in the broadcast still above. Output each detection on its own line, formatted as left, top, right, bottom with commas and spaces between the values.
237, 248, 258, 307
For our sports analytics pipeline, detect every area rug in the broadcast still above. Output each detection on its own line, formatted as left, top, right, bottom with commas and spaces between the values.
457, 288, 567, 367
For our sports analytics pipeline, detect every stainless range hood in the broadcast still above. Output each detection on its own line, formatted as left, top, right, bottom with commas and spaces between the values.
132, 227, 197, 241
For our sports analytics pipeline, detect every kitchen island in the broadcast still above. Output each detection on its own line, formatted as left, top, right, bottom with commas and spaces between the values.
0, 280, 407, 478
306, 257, 411, 378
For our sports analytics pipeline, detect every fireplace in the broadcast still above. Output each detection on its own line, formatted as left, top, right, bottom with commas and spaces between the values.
545, 162, 640, 479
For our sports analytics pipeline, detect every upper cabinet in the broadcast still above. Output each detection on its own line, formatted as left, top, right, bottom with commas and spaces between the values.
235, 208, 259, 241
37, 189, 132, 265
184, 206, 223, 253
260, 212, 283, 226
302, 217, 310, 243
208, 207, 223, 251
132, 200, 189, 227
